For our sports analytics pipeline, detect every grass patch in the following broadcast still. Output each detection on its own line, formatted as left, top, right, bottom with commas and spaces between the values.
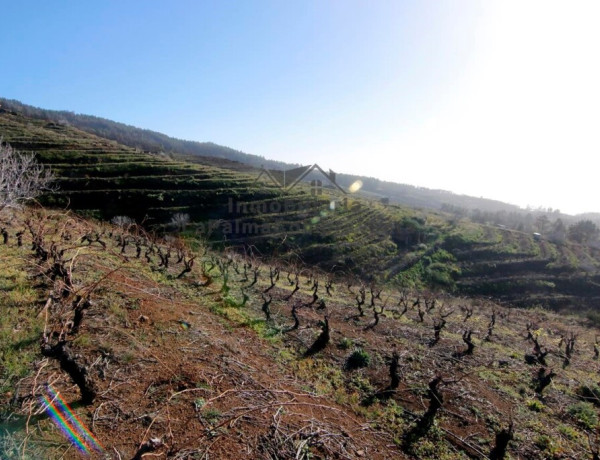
568, 402, 598, 430
0, 250, 43, 398
527, 399, 544, 412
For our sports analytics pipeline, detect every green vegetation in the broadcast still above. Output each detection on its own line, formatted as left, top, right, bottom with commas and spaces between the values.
567, 401, 598, 430
4, 99, 600, 458
345, 348, 371, 370
3, 103, 600, 313
0, 245, 42, 400
0, 207, 599, 459
1, 97, 554, 215
338, 337, 353, 350
527, 399, 545, 412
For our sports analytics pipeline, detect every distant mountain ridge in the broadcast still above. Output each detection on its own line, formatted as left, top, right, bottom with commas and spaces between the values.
0, 97, 294, 170
0, 97, 564, 215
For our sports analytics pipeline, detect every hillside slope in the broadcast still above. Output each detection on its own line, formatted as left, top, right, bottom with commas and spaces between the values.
441, 221, 600, 313
0, 106, 273, 224
2, 208, 600, 459
2, 103, 600, 313
0, 97, 536, 214
0, 105, 438, 281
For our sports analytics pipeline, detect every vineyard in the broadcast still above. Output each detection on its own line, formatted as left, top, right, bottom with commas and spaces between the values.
2, 207, 600, 459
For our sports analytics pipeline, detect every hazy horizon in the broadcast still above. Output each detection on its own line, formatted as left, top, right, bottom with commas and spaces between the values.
2, 1, 598, 214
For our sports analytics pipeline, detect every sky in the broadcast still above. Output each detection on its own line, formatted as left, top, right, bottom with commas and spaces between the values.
1, 1, 599, 215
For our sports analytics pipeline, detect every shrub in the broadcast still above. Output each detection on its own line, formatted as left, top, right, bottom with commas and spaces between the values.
568, 401, 598, 430
535, 434, 560, 455
338, 337, 353, 350
558, 424, 579, 441
346, 348, 371, 370
527, 399, 544, 412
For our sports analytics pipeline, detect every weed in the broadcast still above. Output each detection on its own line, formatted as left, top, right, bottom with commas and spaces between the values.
202, 408, 221, 425
277, 348, 294, 363
222, 294, 241, 309
535, 434, 561, 456
517, 385, 529, 397
121, 351, 136, 363
568, 402, 598, 430
469, 406, 483, 419
109, 302, 127, 320
73, 333, 92, 347
527, 399, 544, 412
338, 337, 353, 350
194, 398, 206, 410
346, 348, 371, 370
558, 424, 580, 441
348, 374, 374, 395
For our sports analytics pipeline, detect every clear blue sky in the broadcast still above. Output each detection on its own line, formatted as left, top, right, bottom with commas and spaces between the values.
2, 1, 599, 214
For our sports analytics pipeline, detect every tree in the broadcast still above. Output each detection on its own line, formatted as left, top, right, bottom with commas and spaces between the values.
549, 218, 567, 243
170, 213, 190, 232
568, 220, 600, 245
0, 140, 55, 210
535, 215, 549, 233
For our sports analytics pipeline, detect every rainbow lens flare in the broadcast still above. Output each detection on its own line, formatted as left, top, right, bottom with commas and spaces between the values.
40, 385, 103, 455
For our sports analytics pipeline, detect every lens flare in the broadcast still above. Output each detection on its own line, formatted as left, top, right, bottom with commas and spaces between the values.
46, 386, 103, 452
40, 385, 103, 455
41, 395, 89, 454
348, 180, 363, 193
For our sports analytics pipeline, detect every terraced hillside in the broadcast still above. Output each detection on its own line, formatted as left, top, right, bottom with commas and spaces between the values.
0, 107, 274, 224
0, 107, 429, 280
0, 97, 538, 215
3, 104, 600, 314
442, 222, 600, 313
